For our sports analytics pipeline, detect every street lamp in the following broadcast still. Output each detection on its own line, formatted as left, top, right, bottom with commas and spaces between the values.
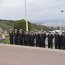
61, 10, 64, 13
60, 10, 64, 31
58, 10, 64, 31
25, 0, 28, 31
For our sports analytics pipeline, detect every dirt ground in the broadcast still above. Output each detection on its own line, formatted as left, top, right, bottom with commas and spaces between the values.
0, 43, 65, 65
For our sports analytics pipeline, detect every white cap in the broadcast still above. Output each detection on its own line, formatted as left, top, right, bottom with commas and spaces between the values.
62, 30, 65, 33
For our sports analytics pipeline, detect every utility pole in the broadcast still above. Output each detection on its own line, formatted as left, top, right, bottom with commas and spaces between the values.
25, 0, 28, 31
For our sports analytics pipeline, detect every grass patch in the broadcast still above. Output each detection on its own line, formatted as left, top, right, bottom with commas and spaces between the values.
0, 37, 10, 44
5, 37, 10, 44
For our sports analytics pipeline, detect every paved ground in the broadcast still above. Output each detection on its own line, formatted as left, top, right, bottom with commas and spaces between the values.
0, 44, 65, 65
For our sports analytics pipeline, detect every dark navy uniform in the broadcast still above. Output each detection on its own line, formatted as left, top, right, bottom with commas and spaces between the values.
47, 33, 53, 48
61, 32, 65, 50
14, 29, 19, 45
30, 33, 35, 46
24, 32, 29, 46
18, 31, 23, 45
41, 33, 46, 48
9, 32, 14, 44
36, 33, 41, 47
27, 33, 31, 46
54, 32, 61, 49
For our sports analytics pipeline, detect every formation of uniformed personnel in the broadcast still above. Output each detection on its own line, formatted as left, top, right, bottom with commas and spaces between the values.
9, 29, 14, 44
9, 29, 65, 50
34, 31, 46, 47
47, 31, 53, 48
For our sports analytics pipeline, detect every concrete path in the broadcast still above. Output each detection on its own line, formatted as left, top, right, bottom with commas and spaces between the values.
0, 43, 65, 65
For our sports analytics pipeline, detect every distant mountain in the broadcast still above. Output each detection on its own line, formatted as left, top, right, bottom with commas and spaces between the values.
32, 20, 65, 27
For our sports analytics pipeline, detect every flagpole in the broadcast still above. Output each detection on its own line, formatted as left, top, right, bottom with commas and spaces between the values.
25, 0, 28, 31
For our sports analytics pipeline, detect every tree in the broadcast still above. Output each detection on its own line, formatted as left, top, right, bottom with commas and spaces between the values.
14, 19, 32, 31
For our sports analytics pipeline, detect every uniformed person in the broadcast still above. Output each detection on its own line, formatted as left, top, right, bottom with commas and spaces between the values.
34, 30, 38, 46
22, 31, 26, 45
36, 32, 41, 47
54, 31, 61, 49
61, 31, 65, 50
9, 29, 14, 44
35, 32, 38, 47
18, 29, 23, 45
30, 32, 35, 46
27, 32, 31, 46
14, 29, 19, 45
41, 31, 46, 48
47, 31, 53, 48
24, 31, 29, 46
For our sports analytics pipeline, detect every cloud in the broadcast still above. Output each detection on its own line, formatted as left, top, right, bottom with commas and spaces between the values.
0, 0, 65, 24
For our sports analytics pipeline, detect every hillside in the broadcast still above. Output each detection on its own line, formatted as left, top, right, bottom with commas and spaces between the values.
0, 19, 15, 30
0, 19, 52, 32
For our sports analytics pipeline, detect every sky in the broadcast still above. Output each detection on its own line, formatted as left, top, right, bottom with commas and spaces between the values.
0, 0, 65, 26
